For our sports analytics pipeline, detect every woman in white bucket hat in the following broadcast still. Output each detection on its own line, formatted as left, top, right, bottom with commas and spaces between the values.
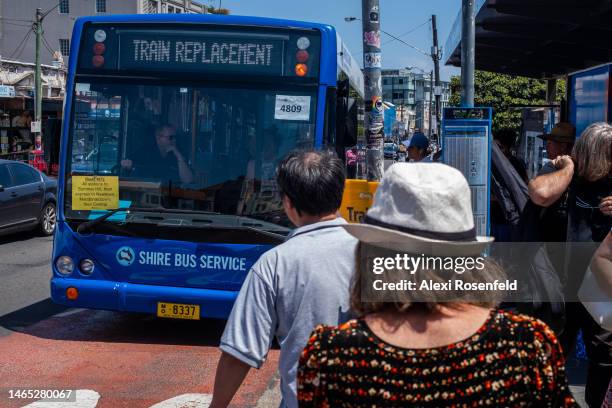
297, 163, 576, 407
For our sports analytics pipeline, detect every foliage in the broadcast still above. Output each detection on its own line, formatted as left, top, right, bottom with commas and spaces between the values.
449, 71, 566, 134
206, 6, 230, 14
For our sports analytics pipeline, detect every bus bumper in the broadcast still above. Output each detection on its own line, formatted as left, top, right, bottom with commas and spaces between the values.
50, 278, 239, 319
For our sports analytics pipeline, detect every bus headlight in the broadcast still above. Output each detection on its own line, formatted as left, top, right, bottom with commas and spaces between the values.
94, 29, 107, 42
79, 259, 95, 275
56, 256, 75, 276
297, 36, 310, 50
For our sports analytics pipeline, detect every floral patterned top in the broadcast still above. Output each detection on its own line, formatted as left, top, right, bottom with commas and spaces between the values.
297, 310, 577, 407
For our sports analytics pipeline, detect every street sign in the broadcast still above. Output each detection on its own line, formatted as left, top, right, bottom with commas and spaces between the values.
441, 107, 492, 236
0, 85, 15, 97
31, 121, 41, 133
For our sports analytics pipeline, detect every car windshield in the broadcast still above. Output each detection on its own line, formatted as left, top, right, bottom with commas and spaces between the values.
384, 143, 397, 152
64, 81, 317, 232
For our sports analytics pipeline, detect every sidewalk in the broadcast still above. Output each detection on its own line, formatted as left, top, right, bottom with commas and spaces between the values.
567, 356, 589, 408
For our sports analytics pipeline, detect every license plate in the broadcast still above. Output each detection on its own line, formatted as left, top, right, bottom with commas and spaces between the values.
157, 302, 200, 320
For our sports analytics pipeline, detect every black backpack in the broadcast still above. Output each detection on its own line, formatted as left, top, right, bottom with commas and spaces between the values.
510, 200, 566, 334
489, 143, 565, 332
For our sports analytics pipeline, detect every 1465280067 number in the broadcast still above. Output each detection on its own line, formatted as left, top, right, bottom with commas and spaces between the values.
8, 389, 75, 401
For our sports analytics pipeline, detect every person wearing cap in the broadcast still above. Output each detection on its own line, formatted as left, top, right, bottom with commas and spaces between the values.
528, 122, 576, 207
404, 132, 431, 162
526, 122, 576, 249
297, 163, 576, 407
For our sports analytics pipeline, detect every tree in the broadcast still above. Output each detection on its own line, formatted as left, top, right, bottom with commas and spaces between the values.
206, 6, 230, 14
449, 71, 565, 134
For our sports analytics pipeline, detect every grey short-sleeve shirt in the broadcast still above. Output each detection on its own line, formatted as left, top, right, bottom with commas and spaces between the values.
219, 217, 358, 408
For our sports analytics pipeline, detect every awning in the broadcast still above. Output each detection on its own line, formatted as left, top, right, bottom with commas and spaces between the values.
444, 0, 612, 78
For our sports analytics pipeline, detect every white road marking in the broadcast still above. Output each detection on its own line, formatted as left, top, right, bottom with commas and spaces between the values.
22, 389, 100, 408
148, 394, 212, 408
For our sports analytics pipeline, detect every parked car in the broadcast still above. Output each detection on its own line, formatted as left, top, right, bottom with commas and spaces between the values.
383, 142, 399, 160
0, 160, 57, 236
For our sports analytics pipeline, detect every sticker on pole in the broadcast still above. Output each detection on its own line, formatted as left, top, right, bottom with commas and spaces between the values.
30, 121, 41, 133
364, 52, 382, 68
274, 95, 310, 121
72, 175, 119, 210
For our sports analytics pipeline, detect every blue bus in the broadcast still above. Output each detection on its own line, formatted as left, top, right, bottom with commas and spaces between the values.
51, 14, 364, 320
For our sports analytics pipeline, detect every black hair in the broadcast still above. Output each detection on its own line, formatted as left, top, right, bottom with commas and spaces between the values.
155, 123, 176, 136
276, 149, 345, 216
494, 128, 517, 148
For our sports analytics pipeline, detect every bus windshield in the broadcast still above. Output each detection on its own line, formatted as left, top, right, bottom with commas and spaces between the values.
64, 80, 317, 233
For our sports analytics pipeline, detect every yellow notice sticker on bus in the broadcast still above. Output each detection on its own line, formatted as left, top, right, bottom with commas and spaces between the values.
71, 175, 119, 210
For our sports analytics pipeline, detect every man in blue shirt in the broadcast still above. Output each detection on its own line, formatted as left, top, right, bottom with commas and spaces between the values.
405, 132, 431, 162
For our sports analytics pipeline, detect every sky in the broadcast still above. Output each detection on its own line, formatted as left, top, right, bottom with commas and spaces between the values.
203, 0, 462, 81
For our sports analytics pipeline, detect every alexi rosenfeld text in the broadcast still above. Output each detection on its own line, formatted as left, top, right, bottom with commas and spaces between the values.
370, 254, 518, 292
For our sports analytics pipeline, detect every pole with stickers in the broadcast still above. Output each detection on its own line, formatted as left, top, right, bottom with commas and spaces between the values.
361, 0, 384, 181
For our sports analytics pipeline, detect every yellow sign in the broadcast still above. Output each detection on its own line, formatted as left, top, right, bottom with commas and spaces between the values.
72, 175, 119, 210
340, 179, 379, 223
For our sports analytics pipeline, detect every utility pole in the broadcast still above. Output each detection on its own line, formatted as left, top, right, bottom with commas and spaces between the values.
428, 70, 433, 137
461, 0, 475, 107
431, 15, 441, 138
34, 8, 43, 150
361, 0, 384, 181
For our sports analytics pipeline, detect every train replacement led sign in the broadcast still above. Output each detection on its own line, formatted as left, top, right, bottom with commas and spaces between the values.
119, 33, 283, 74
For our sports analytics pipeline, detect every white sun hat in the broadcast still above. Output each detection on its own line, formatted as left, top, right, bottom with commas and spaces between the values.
343, 162, 494, 256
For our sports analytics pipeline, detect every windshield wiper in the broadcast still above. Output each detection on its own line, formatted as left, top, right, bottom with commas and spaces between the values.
76, 207, 219, 234
154, 221, 286, 240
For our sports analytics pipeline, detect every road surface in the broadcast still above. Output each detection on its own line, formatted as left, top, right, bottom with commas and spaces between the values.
0, 231, 280, 407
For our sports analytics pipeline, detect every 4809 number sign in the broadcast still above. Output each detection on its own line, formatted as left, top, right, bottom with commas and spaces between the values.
279, 104, 302, 113
274, 95, 311, 121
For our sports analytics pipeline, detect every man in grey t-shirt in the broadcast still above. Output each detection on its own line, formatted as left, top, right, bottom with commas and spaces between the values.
210, 150, 358, 408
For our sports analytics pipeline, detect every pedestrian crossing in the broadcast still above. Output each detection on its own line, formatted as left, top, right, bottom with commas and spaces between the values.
22, 391, 213, 408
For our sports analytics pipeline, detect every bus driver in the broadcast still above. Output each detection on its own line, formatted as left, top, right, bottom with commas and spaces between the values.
121, 123, 194, 184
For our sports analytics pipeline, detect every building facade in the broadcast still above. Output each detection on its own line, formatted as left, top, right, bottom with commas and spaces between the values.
382, 68, 451, 136
0, 0, 208, 66
0, 0, 208, 163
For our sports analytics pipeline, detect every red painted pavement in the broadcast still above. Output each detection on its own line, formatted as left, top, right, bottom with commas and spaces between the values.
0, 310, 279, 407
